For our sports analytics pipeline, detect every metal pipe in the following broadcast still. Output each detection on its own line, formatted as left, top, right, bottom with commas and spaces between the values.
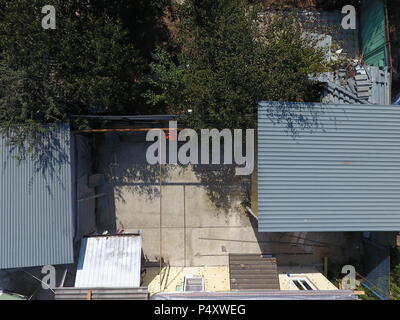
245, 206, 258, 220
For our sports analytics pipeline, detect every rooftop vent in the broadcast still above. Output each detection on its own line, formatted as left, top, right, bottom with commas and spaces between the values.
183, 275, 204, 292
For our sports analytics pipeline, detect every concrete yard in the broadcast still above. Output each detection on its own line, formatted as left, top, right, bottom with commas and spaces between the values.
93, 132, 361, 270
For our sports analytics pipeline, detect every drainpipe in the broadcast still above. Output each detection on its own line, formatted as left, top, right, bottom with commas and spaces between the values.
245, 206, 258, 221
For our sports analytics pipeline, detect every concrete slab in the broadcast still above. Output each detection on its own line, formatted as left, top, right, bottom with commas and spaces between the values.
161, 185, 184, 228
185, 185, 249, 228
161, 228, 186, 266
115, 186, 160, 229
94, 134, 362, 271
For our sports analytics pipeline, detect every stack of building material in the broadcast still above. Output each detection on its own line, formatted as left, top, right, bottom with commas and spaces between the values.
354, 65, 372, 101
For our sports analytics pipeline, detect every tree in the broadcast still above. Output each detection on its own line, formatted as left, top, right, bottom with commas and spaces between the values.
146, 0, 331, 129
0, 0, 170, 156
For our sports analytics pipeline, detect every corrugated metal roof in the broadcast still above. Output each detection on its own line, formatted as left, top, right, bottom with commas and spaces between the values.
229, 254, 280, 290
75, 234, 142, 287
320, 66, 390, 106
151, 290, 358, 300
367, 66, 390, 105
0, 124, 74, 269
258, 101, 400, 232
54, 287, 148, 300
322, 79, 368, 104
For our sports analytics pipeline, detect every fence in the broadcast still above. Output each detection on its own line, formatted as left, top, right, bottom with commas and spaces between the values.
361, 238, 390, 300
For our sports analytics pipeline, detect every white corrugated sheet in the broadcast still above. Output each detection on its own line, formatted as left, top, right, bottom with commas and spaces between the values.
75, 234, 142, 288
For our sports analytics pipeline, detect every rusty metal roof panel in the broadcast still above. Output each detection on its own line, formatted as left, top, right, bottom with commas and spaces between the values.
229, 254, 280, 290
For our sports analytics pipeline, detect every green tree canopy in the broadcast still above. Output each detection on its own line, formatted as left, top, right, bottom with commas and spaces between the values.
147, 0, 331, 129
0, 0, 169, 133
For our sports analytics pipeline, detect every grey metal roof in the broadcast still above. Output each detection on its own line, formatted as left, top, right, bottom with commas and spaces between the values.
151, 290, 358, 300
0, 124, 74, 269
320, 66, 390, 106
258, 101, 400, 232
54, 287, 148, 300
229, 254, 280, 290
75, 234, 142, 288
322, 79, 368, 104
367, 66, 391, 105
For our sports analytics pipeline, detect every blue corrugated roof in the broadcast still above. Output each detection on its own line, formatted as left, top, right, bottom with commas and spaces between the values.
258, 102, 400, 232
0, 124, 74, 269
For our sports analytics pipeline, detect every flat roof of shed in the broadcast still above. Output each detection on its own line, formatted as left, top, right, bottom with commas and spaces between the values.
75, 234, 142, 288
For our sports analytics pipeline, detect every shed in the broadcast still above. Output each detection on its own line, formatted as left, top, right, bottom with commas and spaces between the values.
258, 101, 400, 232
75, 234, 142, 287
0, 124, 74, 269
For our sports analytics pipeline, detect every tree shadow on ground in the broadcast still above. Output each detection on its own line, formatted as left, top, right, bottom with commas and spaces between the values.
94, 132, 251, 217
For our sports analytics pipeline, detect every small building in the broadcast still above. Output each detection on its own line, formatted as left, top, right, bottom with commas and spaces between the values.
54, 234, 148, 300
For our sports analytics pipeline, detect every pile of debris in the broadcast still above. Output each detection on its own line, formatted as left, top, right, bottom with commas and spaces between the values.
338, 60, 372, 101
320, 58, 390, 105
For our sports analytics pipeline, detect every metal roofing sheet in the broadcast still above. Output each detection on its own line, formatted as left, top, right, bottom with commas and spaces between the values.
322, 79, 368, 105
0, 124, 74, 269
54, 287, 148, 300
151, 290, 358, 300
367, 66, 390, 105
258, 102, 400, 232
320, 67, 390, 106
75, 234, 142, 288
229, 254, 280, 290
